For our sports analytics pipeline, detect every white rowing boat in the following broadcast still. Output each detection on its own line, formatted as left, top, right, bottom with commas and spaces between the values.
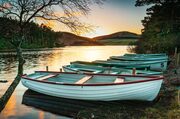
21, 71, 163, 101
63, 63, 163, 75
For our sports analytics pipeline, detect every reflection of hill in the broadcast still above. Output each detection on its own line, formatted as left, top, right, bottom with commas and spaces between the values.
22, 90, 152, 118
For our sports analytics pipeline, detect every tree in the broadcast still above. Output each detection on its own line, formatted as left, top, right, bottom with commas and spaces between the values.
0, 0, 104, 80
134, 0, 180, 54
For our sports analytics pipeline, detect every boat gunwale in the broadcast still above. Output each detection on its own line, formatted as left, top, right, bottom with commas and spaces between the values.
71, 60, 168, 67
95, 59, 168, 64
63, 65, 162, 74
110, 57, 168, 61
110, 55, 168, 59
21, 71, 163, 86
62, 65, 100, 72
62, 65, 78, 72
71, 62, 151, 69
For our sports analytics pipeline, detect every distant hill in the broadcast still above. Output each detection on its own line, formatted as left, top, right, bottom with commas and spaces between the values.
55, 31, 140, 46
92, 31, 140, 45
55, 32, 101, 46
92, 31, 140, 41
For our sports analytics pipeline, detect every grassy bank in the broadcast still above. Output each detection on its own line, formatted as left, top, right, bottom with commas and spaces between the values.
77, 89, 179, 119
76, 59, 180, 119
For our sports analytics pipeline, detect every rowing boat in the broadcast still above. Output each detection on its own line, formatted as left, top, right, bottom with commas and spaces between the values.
71, 61, 151, 70
94, 60, 168, 71
21, 71, 163, 101
110, 55, 168, 61
124, 53, 167, 57
63, 63, 163, 75
71, 59, 167, 71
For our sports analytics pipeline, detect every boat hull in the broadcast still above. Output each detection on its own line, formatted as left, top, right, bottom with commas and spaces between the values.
21, 77, 162, 101
124, 53, 167, 57
110, 56, 168, 61
94, 60, 168, 71
63, 65, 162, 75
63, 66, 76, 72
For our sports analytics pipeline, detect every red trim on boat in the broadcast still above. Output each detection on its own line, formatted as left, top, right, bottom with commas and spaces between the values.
21, 71, 163, 86
35, 71, 161, 78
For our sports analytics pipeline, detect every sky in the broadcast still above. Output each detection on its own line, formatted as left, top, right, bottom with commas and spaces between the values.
47, 0, 148, 38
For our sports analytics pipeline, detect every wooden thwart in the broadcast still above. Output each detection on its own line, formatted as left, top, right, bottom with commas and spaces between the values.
114, 77, 124, 83
75, 76, 92, 84
36, 74, 57, 80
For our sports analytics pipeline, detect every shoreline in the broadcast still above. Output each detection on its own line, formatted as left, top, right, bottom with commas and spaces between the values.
0, 45, 134, 53
1, 65, 178, 117
77, 64, 180, 118
0, 47, 64, 53
0, 52, 179, 118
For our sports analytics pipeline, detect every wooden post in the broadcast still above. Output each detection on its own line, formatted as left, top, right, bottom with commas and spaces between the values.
46, 66, 48, 71
178, 90, 179, 106
132, 68, 136, 75
174, 47, 177, 57
178, 53, 180, 66
176, 53, 180, 66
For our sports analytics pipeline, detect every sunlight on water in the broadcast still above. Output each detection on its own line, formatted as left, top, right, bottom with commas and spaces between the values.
0, 46, 130, 89
2, 94, 16, 116
0, 46, 129, 119
39, 111, 44, 119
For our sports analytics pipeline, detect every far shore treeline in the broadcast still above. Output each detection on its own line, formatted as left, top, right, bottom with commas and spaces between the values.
0, 17, 59, 49
0, 17, 139, 50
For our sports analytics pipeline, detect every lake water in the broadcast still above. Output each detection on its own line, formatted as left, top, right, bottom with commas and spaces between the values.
0, 46, 130, 119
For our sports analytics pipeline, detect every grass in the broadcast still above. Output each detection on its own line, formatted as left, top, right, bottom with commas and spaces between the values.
97, 38, 138, 45
76, 63, 180, 119
76, 87, 179, 119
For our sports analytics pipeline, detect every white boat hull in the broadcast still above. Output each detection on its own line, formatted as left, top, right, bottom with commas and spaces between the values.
21, 77, 162, 101
63, 65, 162, 75
149, 61, 167, 71
97, 60, 168, 71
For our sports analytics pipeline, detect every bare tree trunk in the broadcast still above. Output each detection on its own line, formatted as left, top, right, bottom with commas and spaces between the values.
16, 46, 25, 77
0, 41, 25, 112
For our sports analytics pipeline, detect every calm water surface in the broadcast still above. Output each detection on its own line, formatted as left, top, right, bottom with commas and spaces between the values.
0, 46, 129, 119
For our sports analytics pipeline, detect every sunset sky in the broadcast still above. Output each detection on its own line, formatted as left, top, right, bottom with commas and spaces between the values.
47, 0, 148, 38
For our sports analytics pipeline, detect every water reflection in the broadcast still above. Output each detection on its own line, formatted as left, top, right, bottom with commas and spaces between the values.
2, 94, 17, 116
0, 46, 129, 81
22, 90, 152, 119
22, 89, 132, 118
21, 90, 128, 118
22, 90, 85, 118
0, 46, 130, 118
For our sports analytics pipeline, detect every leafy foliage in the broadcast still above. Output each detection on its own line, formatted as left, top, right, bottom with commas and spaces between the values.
0, 17, 57, 49
134, 0, 180, 54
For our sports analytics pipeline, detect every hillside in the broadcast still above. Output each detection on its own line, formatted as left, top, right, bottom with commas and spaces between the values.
55, 32, 101, 46
55, 31, 140, 46
92, 31, 140, 45
92, 31, 140, 41
0, 17, 140, 50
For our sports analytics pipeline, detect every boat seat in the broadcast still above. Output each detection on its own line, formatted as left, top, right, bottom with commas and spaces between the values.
36, 74, 57, 80
114, 77, 124, 83
93, 70, 103, 73
111, 72, 119, 74
75, 75, 92, 84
